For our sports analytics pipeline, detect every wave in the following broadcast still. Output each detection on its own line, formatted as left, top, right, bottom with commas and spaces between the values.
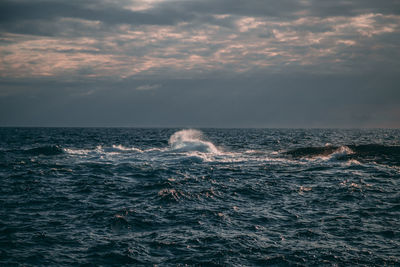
107, 145, 143, 153
64, 130, 221, 158
64, 145, 144, 155
321, 146, 354, 161
168, 129, 220, 154
55, 130, 400, 167
286, 145, 347, 159
61, 130, 229, 163
351, 144, 400, 157
26, 145, 64, 156
63, 148, 94, 155
286, 144, 400, 165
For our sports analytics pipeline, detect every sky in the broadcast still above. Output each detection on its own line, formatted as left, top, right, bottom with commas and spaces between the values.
0, 0, 400, 128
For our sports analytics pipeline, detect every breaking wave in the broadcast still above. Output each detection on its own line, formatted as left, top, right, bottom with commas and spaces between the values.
64, 129, 222, 158
58, 130, 400, 167
286, 145, 351, 159
168, 129, 220, 154
286, 144, 400, 165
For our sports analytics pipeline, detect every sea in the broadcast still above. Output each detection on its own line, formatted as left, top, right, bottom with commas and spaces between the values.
0, 127, 399, 266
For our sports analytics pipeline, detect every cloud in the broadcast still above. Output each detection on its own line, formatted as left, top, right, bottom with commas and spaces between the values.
0, 0, 182, 27
0, 0, 399, 127
2, 9, 399, 79
136, 84, 160, 90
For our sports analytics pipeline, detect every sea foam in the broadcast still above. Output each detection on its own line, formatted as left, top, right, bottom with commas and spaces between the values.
168, 129, 220, 154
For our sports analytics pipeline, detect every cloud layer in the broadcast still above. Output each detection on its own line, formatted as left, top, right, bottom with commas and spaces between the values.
1, 0, 400, 78
0, 0, 399, 127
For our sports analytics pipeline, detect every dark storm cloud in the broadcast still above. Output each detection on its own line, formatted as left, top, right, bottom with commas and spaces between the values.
154, 0, 400, 19
0, 0, 297, 31
306, 0, 400, 17
1, 0, 399, 38
152, 0, 303, 19
1, 0, 400, 33
0, 0, 187, 30
0, 1, 156, 24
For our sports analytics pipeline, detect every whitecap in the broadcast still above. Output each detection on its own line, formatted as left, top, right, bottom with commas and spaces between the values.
110, 145, 143, 153
346, 159, 362, 166
168, 129, 220, 154
63, 148, 93, 155
312, 146, 354, 161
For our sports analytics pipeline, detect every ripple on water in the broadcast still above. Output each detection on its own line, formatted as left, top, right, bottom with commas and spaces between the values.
0, 128, 399, 265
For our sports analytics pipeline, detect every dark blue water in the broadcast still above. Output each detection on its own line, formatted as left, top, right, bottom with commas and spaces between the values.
1, 128, 399, 266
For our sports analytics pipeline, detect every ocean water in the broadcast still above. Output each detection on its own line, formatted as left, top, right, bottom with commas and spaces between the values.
0, 127, 399, 266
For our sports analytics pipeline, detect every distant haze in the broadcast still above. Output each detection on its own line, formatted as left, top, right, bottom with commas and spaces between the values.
1, 0, 399, 128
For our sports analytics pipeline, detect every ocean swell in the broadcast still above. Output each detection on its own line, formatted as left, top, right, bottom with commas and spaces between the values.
26, 145, 64, 156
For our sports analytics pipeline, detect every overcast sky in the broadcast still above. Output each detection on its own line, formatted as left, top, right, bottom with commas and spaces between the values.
1, 0, 399, 127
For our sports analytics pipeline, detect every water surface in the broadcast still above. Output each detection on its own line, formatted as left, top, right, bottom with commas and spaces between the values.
0, 128, 399, 265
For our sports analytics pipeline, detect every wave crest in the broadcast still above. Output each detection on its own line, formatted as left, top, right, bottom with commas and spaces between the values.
168, 129, 220, 154
286, 145, 353, 161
